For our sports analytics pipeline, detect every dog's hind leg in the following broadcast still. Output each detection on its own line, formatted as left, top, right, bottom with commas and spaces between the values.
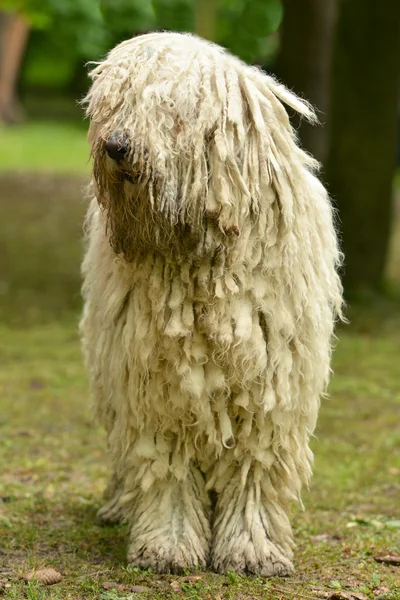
97, 472, 125, 524
126, 466, 211, 573
97, 433, 128, 524
93, 397, 125, 524
209, 457, 295, 577
80, 309, 125, 523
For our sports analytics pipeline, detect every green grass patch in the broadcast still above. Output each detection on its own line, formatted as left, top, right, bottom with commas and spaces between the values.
0, 121, 89, 175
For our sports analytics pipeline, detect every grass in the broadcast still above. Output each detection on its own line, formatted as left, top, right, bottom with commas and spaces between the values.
0, 121, 89, 174
0, 145, 400, 598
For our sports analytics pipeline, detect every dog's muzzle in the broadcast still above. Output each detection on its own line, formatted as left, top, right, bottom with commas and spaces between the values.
105, 133, 128, 162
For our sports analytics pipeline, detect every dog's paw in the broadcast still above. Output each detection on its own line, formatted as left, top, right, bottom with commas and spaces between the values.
97, 493, 125, 524
212, 535, 294, 577
127, 537, 207, 574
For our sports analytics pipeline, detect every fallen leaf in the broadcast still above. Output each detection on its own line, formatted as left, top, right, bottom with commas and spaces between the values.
170, 581, 182, 592
24, 568, 62, 585
374, 554, 400, 565
373, 587, 391, 596
311, 534, 330, 543
180, 575, 202, 582
129, 585, 151, 592
388, 467, 399, 475
370, 520, 385, 529
101, 582, 119, 590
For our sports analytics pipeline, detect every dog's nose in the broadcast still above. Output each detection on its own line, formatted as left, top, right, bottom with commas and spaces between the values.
105, 135, 127, 161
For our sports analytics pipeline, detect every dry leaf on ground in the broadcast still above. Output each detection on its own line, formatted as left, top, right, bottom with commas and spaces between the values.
101, 582, 119, 590
170, 580, 182, 592
310, 534, 331, 543
374, 554, 400, 565
180, 575, 202, 582
373, 587, 391, 596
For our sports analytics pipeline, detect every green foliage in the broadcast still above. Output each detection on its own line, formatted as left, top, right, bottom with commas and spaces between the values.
154, 0, 195, 31
217, 0, 282, 62
101, 0, 284, 60
9, 0, 282, 64
3, 0, 108, 56
1, 0, 51, 27
100, 0, 155, 37
44, 0, 106, 57
11, 0, 283, 94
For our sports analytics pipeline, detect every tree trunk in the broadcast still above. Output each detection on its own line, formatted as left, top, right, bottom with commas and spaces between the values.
276, 0, 337, 163
327, 0, 400, 296
0, 11, 29, 124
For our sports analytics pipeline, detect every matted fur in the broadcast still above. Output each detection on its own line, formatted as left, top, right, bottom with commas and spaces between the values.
80, 31, 343, 576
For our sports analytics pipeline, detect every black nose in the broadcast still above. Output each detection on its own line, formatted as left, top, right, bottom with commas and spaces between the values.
105, 135, 128, 161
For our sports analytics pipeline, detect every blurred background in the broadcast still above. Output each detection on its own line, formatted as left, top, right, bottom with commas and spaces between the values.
0, 0, 399, 322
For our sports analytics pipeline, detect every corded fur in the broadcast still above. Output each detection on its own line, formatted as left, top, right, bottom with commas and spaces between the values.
80, 31, 343, 575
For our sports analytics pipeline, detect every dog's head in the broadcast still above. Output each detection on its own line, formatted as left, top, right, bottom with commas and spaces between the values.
83, 32, 317, 261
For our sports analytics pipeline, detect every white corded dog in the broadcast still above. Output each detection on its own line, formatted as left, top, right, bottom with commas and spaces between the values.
80, 31, 343, 576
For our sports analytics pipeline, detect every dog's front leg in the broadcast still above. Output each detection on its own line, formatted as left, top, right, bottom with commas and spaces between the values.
126, 466, 211, 573
210, 457, 295, 576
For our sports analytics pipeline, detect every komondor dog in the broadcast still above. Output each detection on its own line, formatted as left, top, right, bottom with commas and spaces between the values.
80, 31, 343, 576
